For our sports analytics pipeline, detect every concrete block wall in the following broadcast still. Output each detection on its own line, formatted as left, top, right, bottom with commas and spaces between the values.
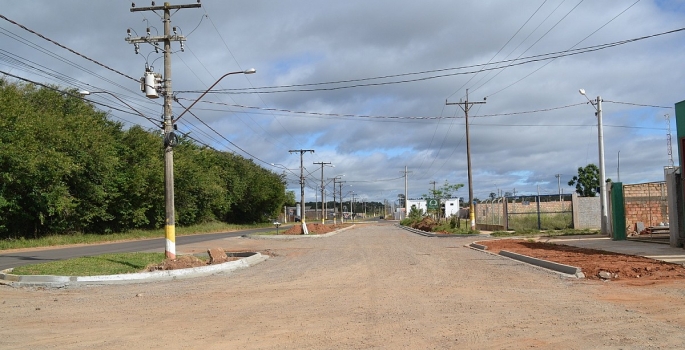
507, 201, 571, 214
623, 182, 668, 233
572, 195, 600, 229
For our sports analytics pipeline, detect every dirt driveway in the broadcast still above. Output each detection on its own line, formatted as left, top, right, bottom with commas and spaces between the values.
2, 223, 685, 349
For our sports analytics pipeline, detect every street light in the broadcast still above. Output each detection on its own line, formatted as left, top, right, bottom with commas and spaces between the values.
174, 68, 256, 123
579, 88, 608, 235
78, 90, 158, 126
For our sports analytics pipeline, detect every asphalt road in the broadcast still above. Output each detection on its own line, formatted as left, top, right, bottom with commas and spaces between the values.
0, 226, 279, 270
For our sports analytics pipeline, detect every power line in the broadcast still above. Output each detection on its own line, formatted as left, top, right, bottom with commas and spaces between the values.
448, 0, 550, 99
176, 97, 586, 120
0, 69, 159, 128
480, 0, 642, 97
0, 14, 139, 83
173, 98, 274, 167
603, 100, 673, 109
175, 28, 685, 97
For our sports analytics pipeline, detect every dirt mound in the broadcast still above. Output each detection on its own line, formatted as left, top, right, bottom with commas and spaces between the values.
479, 239, 685, 281
282, 223, 349, 235
146, 252, 240, 271
411, 216, 438, 232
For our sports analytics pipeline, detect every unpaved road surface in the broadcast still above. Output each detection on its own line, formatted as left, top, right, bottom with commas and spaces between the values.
2, 223, 685, 349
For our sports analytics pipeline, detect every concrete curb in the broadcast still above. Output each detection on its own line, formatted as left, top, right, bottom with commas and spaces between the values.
467, 241, 585, 279
0, 252, 269, 288
397, 224, 484, 238
498, 250, 584, 278
245, 224, 356, 240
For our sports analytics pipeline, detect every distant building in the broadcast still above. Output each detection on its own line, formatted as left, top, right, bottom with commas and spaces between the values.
404, 198, 461, 217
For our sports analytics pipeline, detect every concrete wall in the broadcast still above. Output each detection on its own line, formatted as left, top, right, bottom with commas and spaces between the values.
572, 193, 600, 229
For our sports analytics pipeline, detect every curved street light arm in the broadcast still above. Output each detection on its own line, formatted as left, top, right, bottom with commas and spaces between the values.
173, 68, 255, 123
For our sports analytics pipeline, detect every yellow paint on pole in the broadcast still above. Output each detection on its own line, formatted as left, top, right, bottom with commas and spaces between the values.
165, 224, 176, 259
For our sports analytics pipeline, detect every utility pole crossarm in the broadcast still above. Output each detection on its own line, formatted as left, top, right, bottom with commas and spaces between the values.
130, 3, 202, 12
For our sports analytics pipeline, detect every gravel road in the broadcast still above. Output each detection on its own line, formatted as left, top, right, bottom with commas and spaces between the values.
2, 222, 685, 349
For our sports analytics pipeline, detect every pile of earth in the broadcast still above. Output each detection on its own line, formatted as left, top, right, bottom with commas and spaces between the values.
146, 248, 241, 271
411, 216, 439, 232
282, 223, 350, 235
479, 239, 685, 281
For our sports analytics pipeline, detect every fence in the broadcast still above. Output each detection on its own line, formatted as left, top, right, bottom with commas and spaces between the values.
505, 194, 573, 231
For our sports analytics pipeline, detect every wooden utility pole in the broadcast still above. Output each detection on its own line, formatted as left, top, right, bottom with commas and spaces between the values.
289, 150, 314, 231
446, 89, 486, 231
127, 1, 201, 258
314, 161, 332, 224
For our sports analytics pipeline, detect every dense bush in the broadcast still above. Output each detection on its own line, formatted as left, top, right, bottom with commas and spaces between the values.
0, 80, 287, 238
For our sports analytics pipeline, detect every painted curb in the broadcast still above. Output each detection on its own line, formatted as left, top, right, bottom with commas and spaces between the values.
0, 252, 268, 288
245, 224, 356, 240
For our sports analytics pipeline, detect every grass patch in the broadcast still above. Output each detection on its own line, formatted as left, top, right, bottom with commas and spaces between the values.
10, 252, 169, 276
507, 213, 572, 231
0, 221, 274, 251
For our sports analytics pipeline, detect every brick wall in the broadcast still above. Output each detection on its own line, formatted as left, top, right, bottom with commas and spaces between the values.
622, 182, 668, 233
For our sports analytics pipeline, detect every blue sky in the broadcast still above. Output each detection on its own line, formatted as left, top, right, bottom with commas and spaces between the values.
2, 0, 685, 205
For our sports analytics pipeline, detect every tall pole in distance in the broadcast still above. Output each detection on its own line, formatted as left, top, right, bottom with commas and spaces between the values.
290, 150, 314, 226
338, 181, 346, 223
555, 174, 561, 202
332, 178, 337, 224
128, 2, 201, 259
314, 162, 331, 224
401, 166, 412, 220
446, 89, 485, 231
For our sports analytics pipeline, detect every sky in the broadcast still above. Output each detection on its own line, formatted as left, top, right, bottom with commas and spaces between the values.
2, 0, 685, 207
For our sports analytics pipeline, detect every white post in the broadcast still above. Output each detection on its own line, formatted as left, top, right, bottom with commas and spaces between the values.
597, 96, 608, 235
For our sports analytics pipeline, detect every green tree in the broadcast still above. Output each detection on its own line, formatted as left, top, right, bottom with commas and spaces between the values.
0, 81, 123, 237
284, 190, 297, 207
568, 164, 611, 197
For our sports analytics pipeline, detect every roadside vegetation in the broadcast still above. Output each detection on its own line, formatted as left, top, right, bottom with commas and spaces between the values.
0, 79, 293, 242
400, 206, 476, 234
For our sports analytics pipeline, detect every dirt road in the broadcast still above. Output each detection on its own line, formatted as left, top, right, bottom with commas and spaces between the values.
2, 223, 685, 349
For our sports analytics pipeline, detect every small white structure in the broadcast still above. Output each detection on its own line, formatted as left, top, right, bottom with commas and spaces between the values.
404, 198, 461, 217
443, 198, 461, 217
406, 199, 428, 214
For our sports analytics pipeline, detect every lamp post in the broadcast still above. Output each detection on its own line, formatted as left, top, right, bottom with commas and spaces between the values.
579, 88, 608, 235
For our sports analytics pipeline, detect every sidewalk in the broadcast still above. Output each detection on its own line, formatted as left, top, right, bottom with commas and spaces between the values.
544, 235, 685, 265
